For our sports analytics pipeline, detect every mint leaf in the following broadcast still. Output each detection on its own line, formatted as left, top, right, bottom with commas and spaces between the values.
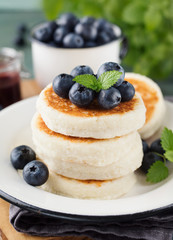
164, 151, 173, 162
98, 70, 122, 90
146, 161, 168, 183
161, 127, 173, 152
73, 74, 100, 92
72, 71, 122, 92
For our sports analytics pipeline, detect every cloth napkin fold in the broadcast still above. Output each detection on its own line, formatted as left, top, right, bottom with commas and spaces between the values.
9, 97, 173, 240
9, 204, 173, 240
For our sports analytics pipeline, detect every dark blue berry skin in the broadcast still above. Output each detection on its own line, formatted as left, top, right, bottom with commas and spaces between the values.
74, 23, 98, 41
53, 26, 69, 44
69, 83, 94, 107
70, 65, 94, 77
116, 81, 135, 102
34, 27, 52, 42
84, 41, 97, 48
48, 41, 59, 47
104, 24, 116, 39
97, 31, 112, 44
142, 140, 150, 154
47, 21, 58, 34
98, 87, 121, 110
63, 33, 84, 48
141, 152, 163, 173
150, 139, 165, 155
80, 16, 95, 25
58, 13, 79, 31
53, 74, 74, 99
10, 145, 36, 170
97, 62, 125, 87
94, 18, 108, 31
23, 160, 49, 186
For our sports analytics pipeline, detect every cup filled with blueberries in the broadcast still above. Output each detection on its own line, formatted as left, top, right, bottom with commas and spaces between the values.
31, 13, 128, 88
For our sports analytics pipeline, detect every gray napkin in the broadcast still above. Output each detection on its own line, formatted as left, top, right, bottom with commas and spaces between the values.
9, 97, 173, 240
9, 204, 173, 240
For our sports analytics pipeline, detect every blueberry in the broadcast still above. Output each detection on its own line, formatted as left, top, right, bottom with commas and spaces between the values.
142, 140, 150, 154
13, 35, 26, 47
23, 160, 49, 186
48, 41, 59, 47
53, 74, 74, 98
80, 16, 95, 25
150, 139, 165, 155
58, 13, 79, 30
84, 41, 97, 48
34, 27, 52, 42
69, 83, 94, 107
98, 87, 121, 109
10, 145, 36, 170
97, 62, 125, 87
141, 152, 163, 173
63, 33, 84, 48
70, 65, 94, 77
97, 31, 112, 44
47, 21, 58, 33
94, 18, 108, 31
75, 23, 98, 41
116, 81, 135, 102
103, 24, 116, 40
53, 26, 69, 44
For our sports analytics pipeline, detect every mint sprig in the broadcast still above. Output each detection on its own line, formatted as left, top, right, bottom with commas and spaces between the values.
72, 70, 122, 92
146, 161, 169, 183
147, 127, 173, 183
161, 127, 173, 152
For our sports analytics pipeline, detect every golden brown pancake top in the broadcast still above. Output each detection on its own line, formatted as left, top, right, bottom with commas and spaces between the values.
126, 78, 159, 123
36, 114, 111, 143
44, 86, 139, 117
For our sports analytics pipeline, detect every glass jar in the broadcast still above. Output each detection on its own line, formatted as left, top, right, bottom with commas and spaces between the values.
0, 48, 22, 109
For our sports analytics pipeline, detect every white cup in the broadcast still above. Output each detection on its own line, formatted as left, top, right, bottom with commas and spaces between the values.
31, 23, 128, 88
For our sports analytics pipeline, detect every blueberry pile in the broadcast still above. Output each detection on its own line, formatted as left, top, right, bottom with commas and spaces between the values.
34, 13, 119, 48
10, 145, 49, 186
53, 62, 135, 109
141, 139, 165, 173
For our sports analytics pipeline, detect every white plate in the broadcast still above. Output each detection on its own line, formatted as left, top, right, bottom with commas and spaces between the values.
0, 97, 173, 222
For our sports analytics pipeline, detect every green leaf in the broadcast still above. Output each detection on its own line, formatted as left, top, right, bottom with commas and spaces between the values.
144, 6, 162, 31
146, 161, 169, 183
161, 127, 173, 152
164, 151, 173, 162
98, 71, 122, 90
42, 0, 63, 20
73, 74, 100, 92
73, 71, 122, 92
122, 2, 146, 24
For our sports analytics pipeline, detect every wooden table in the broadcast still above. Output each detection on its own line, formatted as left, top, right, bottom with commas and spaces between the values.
0, 80, 91, 240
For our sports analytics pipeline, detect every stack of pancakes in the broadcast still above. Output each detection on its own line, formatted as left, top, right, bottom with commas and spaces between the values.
32, 83, 146, 199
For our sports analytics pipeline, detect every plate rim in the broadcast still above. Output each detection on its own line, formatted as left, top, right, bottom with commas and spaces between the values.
1, 189, 173, 222
0, 97, 173, 222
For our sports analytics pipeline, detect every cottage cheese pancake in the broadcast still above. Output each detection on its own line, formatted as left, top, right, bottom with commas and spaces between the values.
37, 144, 142, 180
32, 113, 143, 167
40, 172, 136, 199
37, 84, 146, 138
125, 73, 166, 139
